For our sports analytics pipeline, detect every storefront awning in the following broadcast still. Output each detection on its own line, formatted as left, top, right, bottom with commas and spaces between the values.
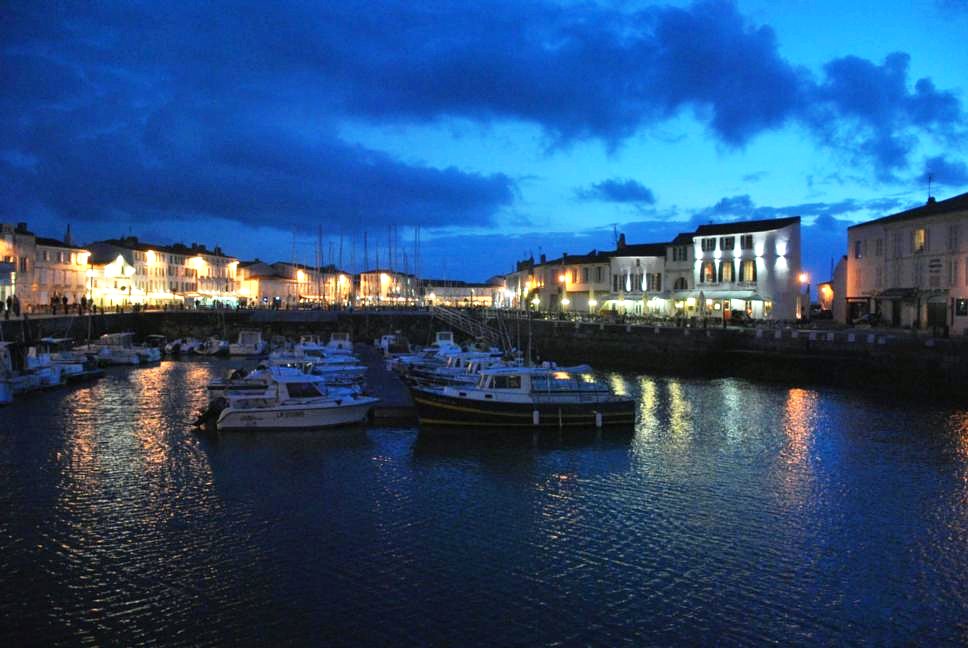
663, 289, 765, 301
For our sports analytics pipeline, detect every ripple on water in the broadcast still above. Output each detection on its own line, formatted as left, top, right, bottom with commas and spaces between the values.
0, 360, 967, 645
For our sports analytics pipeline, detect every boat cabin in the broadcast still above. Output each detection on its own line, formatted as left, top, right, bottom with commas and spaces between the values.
475, 368, 611, 397
237, 330, 264, 346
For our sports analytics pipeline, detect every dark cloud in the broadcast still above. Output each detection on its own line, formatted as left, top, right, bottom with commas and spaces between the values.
922, 155, 968, 187
804, 53, 963, 177
577, 179, 656, 204
1, 0, 964, 240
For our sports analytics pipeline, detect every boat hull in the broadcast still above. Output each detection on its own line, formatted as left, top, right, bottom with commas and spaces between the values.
216, 399, 377, 431
411, 388, 636, 430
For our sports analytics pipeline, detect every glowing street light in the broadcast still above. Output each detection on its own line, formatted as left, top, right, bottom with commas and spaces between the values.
798, 272, 809, 285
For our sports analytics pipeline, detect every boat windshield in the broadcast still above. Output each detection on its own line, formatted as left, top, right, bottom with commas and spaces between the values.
285, 382, 324, 398
531, 371, 607, 392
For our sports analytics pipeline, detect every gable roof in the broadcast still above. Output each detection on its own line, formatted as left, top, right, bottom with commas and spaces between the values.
693, 216, 800, 236
35, 236, 87, 251
848, 192, 968, 230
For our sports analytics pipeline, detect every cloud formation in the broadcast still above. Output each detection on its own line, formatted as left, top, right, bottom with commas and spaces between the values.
577, 179, 656, 205
922, 155, 968, 188
0, 0, 963, 237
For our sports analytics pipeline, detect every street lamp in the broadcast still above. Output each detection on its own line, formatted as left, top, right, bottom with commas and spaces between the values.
798, 272, 810, 320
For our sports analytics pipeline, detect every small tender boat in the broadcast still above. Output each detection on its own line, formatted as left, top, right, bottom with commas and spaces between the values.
195, 336, 230, 356
207, 370, 379, 432
410, 366, 635, 430
325, 331, 353, 355
229, 329, 267, 356
165, 337, 202, 355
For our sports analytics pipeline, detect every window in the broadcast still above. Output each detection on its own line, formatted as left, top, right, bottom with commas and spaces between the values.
287, 382, 323, 398
893, 232, 901, 258
700, 262, 715, 283
957, 299, 968, 317
19, 257, 27, 272
612, 274, 619, 292
719, 261, 734, 283
914, 228, 927, 252
854, 240, 863, 259
875, 238, 883, 257
672, 246, 688, 261
582, 267, 589, 283
674, 277, 688, 290
949, 224, 960, 252
646, 273, 662, 291
740, 234, 754, 250
492, 375, 522, 389
596, 267, 603, 282
720, 236, 735, 251
875, 266, 882, 288
571, 269, 577, 284
701, 238, 716, 252
740, 259, 757, 282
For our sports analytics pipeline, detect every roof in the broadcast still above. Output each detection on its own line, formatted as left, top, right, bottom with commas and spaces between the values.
612, 242, 668, 257
34, 236, 87, 251
693, 216, 800, 236
848, 192, 968, 230
671, 232, 694, 244
359, 268, 416, 277
422, 279, 494, 288
91, 238, 235, 259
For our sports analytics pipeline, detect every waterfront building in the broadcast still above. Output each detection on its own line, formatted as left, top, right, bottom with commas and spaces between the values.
30, 232, 91, 309
687, 216, 801, 320
504, 250, 611, 313
846, 191, 968, 334
87, 237, 191, 306
603, 237, 666, 315
0, 223, 35, 307
88, 250, 137, 307
422, 278, 505, 307
356, 269, 418, 304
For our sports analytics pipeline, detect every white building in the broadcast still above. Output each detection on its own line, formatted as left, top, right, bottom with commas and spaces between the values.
846, 191, 968, 334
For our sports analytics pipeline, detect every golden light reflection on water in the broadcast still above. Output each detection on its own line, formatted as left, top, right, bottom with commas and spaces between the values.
947, 411, 968, 495
608, 373, 628, 397
772, 387, 820, 509
667, 380, 692, 440
636, 376, 658, 439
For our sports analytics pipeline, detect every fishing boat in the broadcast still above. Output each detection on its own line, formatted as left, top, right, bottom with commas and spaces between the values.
229, 329, 267, 356
205, 370, 379, 432
325, 331, 353, 355
410, 365, 635, 430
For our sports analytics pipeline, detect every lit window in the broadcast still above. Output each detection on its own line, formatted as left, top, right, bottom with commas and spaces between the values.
720, 261, 734, 282
700, 262, 715, 283
913, 228, 926, 252
740, 260, 757, 282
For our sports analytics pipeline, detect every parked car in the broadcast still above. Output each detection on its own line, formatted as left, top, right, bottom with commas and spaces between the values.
729, 309, 753, 326
853, 312, 882, 327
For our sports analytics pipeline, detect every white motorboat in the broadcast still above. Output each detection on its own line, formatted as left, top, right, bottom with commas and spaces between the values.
195, 336, 229, 356
28, 338, 103, 382
76, 332, 156, 365
209, 370, 379, 431
325, 331, 353, 355
229, 329, 267, 356
0, 341, 61, 393
388, 331, 462, 374
374, 333, 412, 357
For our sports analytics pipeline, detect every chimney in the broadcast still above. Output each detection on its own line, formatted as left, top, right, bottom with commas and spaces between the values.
540, 253, 546, 264
15, 222, 28, 234
617, 233, 626, 249
927, 196, 937, 205
64, 224, 73, 246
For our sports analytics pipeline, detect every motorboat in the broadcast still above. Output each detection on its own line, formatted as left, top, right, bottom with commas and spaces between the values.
388, 331, 462, 374
165, 337, 202, 355
207, 364, 362, 400
28, 338, 104, 382
404, 351, 522, 388
410, 365, 635, 430
267, 351, 368, 384
325, 331, 353, 355
204, 370, 379, 432
77, 332, 158, 365
145, 335, 168, 352
195, 336, 229, 356
229, 329, 267, 356
0, 341, 61, 393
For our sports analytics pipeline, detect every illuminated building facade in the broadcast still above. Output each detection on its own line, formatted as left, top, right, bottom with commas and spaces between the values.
421, 278, 504, 307
846, 191, 968, 334
356, 269, 417, 304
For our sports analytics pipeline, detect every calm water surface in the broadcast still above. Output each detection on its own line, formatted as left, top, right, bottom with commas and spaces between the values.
1, 359, 967, 645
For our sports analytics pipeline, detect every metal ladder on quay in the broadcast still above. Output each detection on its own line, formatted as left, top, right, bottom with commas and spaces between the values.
429, 305, 514, 354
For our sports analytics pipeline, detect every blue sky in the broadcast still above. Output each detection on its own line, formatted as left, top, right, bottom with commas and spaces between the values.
2, 1, 967, 282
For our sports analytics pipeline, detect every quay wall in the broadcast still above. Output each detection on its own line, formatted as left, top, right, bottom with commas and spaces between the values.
3, 310, 965, 400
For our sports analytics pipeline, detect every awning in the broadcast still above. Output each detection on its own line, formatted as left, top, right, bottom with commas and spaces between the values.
665, 289, 765, 301
876, 288, 917, 300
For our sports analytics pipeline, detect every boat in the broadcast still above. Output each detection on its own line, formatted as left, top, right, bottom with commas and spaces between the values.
229, 329, 267, 356
324, 331, 353, 355
206, 370, 380, 432
410, 365, 636, 430
165, 337, 202, 355
144, 335, 168, 352
195, 336, 229, 356
207, 364, 363, 400
0, 341, 61, 393
388, 330, 462, 374
403, 350, 507, 387
29, 338, 104, 382
0, 343, 18, 404
76, 332, 157, 365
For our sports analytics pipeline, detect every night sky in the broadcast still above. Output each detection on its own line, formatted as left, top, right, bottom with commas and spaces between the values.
3, 1, 967, 281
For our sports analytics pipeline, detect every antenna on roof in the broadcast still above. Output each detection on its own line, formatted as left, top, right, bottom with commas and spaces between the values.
927, 172, 934, 202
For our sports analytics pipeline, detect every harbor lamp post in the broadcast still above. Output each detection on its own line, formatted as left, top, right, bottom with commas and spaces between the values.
798, 272, 810, 321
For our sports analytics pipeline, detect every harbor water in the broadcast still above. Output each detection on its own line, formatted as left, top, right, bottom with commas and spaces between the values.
1, 358, 966, 645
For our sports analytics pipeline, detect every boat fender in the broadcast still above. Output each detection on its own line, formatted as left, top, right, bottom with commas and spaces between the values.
532, 410, 540, 426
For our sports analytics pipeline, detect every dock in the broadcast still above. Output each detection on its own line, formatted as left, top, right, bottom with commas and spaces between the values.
357, 344, 417, 424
